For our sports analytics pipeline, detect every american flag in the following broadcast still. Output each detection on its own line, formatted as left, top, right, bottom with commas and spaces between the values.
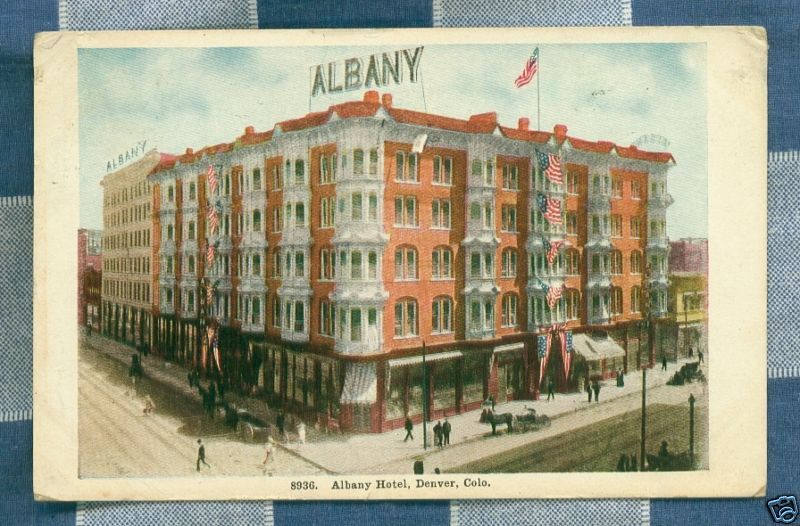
206, 164, 218, 195
515, 47, 539, 88
561, 329, 574, 378
542, 237, 563, 266
208, 201, 221, 234
539, 279, 564, 309
212, 336, 223, 373
537, 333, 550, 386
537, 151, 563, 185
537, 193, 562, 224
206, 242, 215, 266
205, 282, 213, 306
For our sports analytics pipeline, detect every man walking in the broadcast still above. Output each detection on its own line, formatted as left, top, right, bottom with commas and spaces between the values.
661, 354, 668, 371
403, 415, 414, 442
592, 380, 601, 402
442, 418, 451, 446
698, 348, 704, 363
196, 439, 210, 471
433, 420, 442, 448
546, 378, 555, 401
585, 378, 593, 402
276, 411, 286, 440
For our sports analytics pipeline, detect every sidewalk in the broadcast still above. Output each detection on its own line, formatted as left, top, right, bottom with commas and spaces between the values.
83, 333, 704, 474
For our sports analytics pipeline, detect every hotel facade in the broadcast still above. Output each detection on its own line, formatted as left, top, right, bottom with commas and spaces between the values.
111, 91, 675, 432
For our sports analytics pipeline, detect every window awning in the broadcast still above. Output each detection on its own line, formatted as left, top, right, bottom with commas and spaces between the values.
572, 333, 626, 361
340, 362, 377, 404
493, 342, 524, 354
387, 350, 463, 368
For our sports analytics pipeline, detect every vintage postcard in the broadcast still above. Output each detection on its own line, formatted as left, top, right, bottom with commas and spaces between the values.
33, 27, 766, 500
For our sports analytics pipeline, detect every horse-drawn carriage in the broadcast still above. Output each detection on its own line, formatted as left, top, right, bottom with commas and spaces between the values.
480, 406, 551, 435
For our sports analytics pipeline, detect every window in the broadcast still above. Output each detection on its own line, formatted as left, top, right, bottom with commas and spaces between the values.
272, 164, 282, 190
351, 193, 363, 221
394, 298, 418, 337
592, 175, 601, 195
272, 206, 283, 232
630, 217, 641, 238
432, 246, 453, 279
167, 185, 174, 202
630, 250, 642, 274
432, 199, 451, 229
484, 252, 495, 277
484, 160, 495, 186
294, 251, 305, 278
566, 170, 579, 195
501, 205, 517, 232
253, 168, 262, 191
470, 253, 481, 278
470, 202, 481, 221
252, 254, 261, 277
187, 255, 195, 274
471, 160, 482, 180
294, 160, 305, 186
369, 149, 378, 176
166, 255, 174, 273
252, 210, 262, 232
321, 198, 330, 228
293, 202, 305, 227
188, 221, 196, 240
321, 155, 330, 184
368, 193, 378, 221
368, 251, 378, 280
320, 248, 335, 280
502, 294, 518, 327
394, 246, 417, 280
631, 286, 641, 313
565, 249, 580, 275
433, 156, 453, 185
611, 214, 622, 237
319, 300, 335, 336
395, 151, 419, 182
330, 196, 336, 225
350, 251, 362, 280
501, 248, 517, 278
565, 289, 580, 320
566, 212, 578, 235
591, 215, 601, 236
610, 287, 623, 315
483, 204, 494, 230
350, 308, 362, 341
294, 301, 305, 333
610, 250, 622, 275
611, 175, 622, 198
353, 149, 364, 175
166, 224, 174, 241
394, 196, 418, 227
432, 296, 453, 333
631, 180, 641, 199
502, 164, 519, 190
272, 296, 281, 327
189, 182, 196, 200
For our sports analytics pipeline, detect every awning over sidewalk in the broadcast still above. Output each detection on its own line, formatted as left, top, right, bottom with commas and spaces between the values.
340, 362, 377, 404
493, 342, 524, 354
386, 350, 463, 368
572, 333, 625, 361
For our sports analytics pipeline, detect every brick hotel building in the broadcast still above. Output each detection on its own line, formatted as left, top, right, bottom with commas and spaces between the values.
105, 91, 675, 432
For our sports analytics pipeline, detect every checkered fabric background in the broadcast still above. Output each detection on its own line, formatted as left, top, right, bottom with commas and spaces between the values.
1, 1, 798, 525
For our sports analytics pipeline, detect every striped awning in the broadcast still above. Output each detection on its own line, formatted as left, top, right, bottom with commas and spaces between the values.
572, 333, 625, 361
387, 350, 463, 368
340, 362, 377, 404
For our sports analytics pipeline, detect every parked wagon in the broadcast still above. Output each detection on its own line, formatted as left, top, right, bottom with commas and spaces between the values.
234, 408, 270, 442
513, 406, 551, 432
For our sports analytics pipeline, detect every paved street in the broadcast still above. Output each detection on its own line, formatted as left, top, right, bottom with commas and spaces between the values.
80, 333, 707, 476
79, 338, 323, 478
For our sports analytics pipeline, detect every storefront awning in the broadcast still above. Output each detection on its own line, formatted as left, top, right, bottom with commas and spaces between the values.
493, 342, 524, 354
340, 362, 377, 404
387, 350, 463, 368
572, 333, 625, 361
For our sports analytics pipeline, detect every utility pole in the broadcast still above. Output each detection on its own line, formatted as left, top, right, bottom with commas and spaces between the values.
422, 340, 428, 451
689, 393, 696, 467
640, 365, 646, 471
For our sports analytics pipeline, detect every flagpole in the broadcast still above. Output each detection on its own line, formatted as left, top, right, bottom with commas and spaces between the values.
536, 46, 541, 131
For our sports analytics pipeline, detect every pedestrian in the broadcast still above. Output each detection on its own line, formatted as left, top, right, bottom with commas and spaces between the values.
403, 415, 414, 442
546, 378, 555, 401
434, 468, 441, 474
659, 440, 670, 459
661, 354, 668, 371
616, 453, 629, 472
187, 370, 194, 388
618, 369, 625, 387
592, 380, 601, 402
277, 411, 286, 439
143, 394, 155, 415
196, 439, 210, 471
585, 378, 592, 402
698, 349, 704, 363
297, 422, 306, 445
490, 395, 496, 412
433, 421, 442, 448
688, 346, 694, 358
442, 418, 451, 446
262, 437, 276, 476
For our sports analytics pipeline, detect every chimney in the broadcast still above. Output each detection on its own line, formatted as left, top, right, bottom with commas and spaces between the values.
245, 126, 255, 135
518, 117, 529, 131
553, 124, 568, 141
364, 90, 379, 104
629, 144, 638, 151
185, 147, 193, 155
381, 93, 393, 108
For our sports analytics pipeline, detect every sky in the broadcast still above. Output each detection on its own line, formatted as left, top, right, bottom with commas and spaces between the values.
79, 42, 706, 238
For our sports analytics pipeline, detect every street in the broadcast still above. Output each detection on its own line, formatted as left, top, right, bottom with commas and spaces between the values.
78, 341, 323, 478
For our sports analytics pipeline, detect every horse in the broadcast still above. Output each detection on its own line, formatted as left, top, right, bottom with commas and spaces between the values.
481, 409, 513, 435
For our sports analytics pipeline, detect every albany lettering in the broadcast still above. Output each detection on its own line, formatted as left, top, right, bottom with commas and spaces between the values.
311, 47, 424, 97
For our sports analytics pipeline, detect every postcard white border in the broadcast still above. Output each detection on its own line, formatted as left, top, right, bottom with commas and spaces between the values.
33, 26, 767, 501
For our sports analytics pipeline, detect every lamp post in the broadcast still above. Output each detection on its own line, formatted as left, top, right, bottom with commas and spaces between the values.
422, 340, 428, 451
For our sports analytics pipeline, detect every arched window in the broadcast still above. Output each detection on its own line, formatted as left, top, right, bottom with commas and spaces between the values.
501, 248, 517, 278
610, 287, 623, 315
565, 289, 580, 320
432, 246, 453, 279
432, 296, 453, 334
610, 250, 622, 275
501, 293, 518, 327
565, 249, 580, 275
631, 286, 641, 313
394, 246, 418, 281
394, 298, 418, 337
630, 250, 642, 274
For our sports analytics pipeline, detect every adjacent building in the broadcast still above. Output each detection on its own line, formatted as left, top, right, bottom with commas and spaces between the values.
78, 228, 102, 330
668, 238, 708, 359
135, 91, 675, 432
